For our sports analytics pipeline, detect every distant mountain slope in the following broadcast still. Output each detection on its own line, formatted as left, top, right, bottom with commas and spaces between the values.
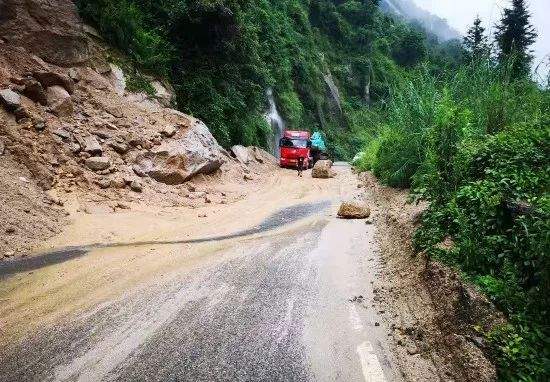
381, 0, 460, 41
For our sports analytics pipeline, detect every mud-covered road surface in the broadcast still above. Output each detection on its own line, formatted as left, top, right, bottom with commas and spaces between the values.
0, 165, 402, 381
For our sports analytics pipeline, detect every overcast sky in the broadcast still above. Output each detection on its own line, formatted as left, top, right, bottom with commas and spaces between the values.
413, 0, 549, 79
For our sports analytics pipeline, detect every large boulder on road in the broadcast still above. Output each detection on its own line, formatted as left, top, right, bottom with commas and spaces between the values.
312, 160, 336, 178
135, 121, 225, 185
337, 201, 371, 219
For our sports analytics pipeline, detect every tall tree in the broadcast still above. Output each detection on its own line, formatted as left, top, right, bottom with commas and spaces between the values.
494, 0, 537, 78
463, 16, 489, 61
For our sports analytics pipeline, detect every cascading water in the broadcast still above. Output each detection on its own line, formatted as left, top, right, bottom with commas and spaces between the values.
265, 87, 285, 158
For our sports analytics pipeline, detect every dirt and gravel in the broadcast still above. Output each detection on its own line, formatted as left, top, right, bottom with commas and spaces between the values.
0, 153, 67, 258
0, 0, 274, 260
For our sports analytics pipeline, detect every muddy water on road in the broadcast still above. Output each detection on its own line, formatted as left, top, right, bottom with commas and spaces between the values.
0, 200, 331, 278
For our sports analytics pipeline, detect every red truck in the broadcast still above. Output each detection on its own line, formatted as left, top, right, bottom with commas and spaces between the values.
279, 130, 312, 169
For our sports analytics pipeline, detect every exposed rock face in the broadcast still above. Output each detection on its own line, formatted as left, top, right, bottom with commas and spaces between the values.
136, 121, 225, 185
108, 64, 126, 96
151, 80, 174, 107
323, 71, 342, 115
231, 145, 252, 164
337, 201, 371, 219
312, 159, 336, 178
0, 0, 90, 66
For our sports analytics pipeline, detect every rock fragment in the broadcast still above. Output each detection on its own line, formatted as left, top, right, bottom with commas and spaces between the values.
130, 180, 143, 192
110, 177, 126, 189
53, 129, 71, 140
231, 145, 252, 164
0, 89, 21, 111
33, 71, 75, 94
109, 140, 129, 154
337, 201, 371, 219
46, 85, 73, 117
85, 156, 111, 171
80, 135, 102, 155
160, 124, 177, 138
312, 160, 336, 179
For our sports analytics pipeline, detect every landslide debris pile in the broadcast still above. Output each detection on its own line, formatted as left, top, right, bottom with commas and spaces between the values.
0, 0, 275, 259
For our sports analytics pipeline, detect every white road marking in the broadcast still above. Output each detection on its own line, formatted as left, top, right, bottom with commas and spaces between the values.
348, 305, 386, 382
357, 341, 387, 382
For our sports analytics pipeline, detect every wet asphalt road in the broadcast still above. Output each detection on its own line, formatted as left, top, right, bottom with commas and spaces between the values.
0, 203, 398, 382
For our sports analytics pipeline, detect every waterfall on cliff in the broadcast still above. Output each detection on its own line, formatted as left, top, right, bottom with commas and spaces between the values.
265, 88, 285, 158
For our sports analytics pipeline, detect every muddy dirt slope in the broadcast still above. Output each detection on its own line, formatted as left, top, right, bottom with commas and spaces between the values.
0, 0, 275, 259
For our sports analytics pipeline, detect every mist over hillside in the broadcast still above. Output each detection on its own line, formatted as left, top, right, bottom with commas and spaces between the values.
380, 0, 460, 41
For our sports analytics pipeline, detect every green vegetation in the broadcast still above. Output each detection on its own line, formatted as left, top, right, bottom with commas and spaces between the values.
75, 1, 548, 378
356, 1, 549, 379
75, 0, 452, 153
495, 0, 537, 79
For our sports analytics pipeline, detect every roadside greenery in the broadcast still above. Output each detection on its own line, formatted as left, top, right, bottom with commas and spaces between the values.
355, 1, 549, 379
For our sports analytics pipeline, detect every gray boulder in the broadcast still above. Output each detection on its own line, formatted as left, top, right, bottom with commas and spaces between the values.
0, 89, 21, 112
231, 145, 252, 164
86, 156, 111, 171
136, 120, 225, 185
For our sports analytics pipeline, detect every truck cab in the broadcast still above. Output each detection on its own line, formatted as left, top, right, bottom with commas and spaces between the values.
279, 131, 312, 169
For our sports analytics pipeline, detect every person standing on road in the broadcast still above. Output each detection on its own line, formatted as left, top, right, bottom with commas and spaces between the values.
297, 157, 304, 177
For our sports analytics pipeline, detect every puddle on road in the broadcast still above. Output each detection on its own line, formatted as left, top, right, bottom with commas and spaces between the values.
0, 200, 331, 277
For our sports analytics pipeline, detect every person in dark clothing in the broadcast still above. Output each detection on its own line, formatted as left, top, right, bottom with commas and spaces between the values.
297, 157, 304, 177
